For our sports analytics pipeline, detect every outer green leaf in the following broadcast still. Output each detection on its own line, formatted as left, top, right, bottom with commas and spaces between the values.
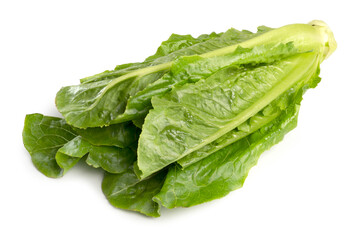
80, 31, 222, 84
154, 61, 323, 208
56, 70, 166, 128
85, 145, 136, 174
137, 52, 320, 178
117, 42, 298, 123
154, 103, 300, 208
55, 152, 81, 174
55, 27, 273, 128
144, 32, 222, 62
73, 122, 139, 148
177, 66, 320, 168
102, 169, 167, 217
80, 62, 147, 84
22, 114, 77, 178
177, 98, 282, 168
56, 136, 136, 174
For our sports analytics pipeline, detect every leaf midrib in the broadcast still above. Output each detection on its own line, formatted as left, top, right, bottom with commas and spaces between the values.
174, 54, 318, 162
85, 24, 319, 115
139, 52, 319, 178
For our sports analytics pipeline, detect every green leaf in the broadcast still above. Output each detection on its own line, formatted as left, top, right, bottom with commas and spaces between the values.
144, 32, 222, 62
102, 169, 167, 217
80, 62, 147, 84
132, 118, 144, 129
177, 65, 320, 168
55, 152, 82, 174
117, 42, 298, 123
73, 122, 139, 148
55, 27, 273, 128
154, 59, 323, 208
137, 51, 320, 178
176, 98, 282, 168
22, 114, 77, 178
56, 136, 136, 174
79, 31, 222, 84
154, 103, 300, 208
23, 21, 337, 217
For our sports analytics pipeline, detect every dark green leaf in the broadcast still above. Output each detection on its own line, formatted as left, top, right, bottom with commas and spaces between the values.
154, 103, 300, 208
23, 21, 336, 217
102, 169, 167, 217
55, 152, 81, 174
132, 118, 144, 129
22, 114, 77, 178
56, 136, 136, 174
73, 122, 139, 148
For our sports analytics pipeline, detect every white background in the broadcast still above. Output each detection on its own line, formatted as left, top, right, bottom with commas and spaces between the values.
1, 0, 359, 239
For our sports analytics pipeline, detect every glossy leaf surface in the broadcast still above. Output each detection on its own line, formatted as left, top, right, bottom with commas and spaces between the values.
22, 114, 77, 178
22, 21, 336, 217
177, 66, 320, 168
102, 169, 167, 217
120, 41, 296, 123
73, 122, 139, 148
154, 103, 300, 208
154, 61, 322, 208
137, 52, 319, 178
57, 136, 136, 173
55, 27, 272, 128
80, 31, 222, 84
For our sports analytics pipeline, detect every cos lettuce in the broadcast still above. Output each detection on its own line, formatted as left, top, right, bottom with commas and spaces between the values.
23, 20, 336, 217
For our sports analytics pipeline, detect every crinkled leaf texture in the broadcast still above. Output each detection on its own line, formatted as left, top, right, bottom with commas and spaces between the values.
176, 65, 320, 168
123, 42, 297, 125
79, 31, 223, 84
55, 27, 272, 128
154, 103, 300, 208
23, 21, 336, 217
22, 114, 78, 178
153, 66, 321, 208
136, 22, 332, 178
137, 51, 319, 178
176, 88, 287, 168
